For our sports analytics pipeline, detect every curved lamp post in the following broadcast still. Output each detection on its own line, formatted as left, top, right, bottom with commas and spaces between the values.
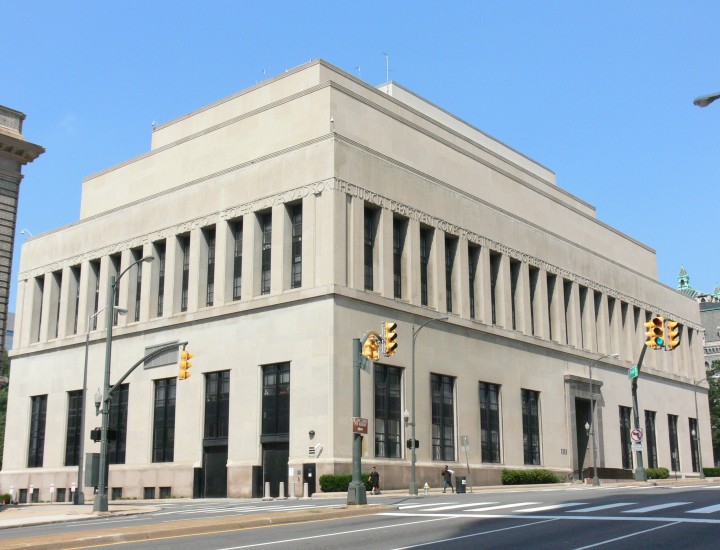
94, 255, 153, 512
75, 306, 127, 504
409, 316, 448, 495
587, 352, 619, 486
693, 92, 720, 108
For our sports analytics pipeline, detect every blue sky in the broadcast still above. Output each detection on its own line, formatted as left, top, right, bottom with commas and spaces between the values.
4, 1, 719, 310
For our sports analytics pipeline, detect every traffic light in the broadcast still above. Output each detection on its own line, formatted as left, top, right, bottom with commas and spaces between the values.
179, 349, 194, 380
644, 316, 665, 349
666, 320, 681, 351
383, 321, 398, 357
362, 334, 379, 361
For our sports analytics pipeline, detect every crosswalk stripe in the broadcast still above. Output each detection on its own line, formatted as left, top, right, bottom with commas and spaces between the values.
466, 502, 538, 512
424, 503, 496, 511
622, 502, 690, 513
568, 502, 635, 513
686, 503, 720, 514
397, 502, 452, 510
513, 502, 587, 513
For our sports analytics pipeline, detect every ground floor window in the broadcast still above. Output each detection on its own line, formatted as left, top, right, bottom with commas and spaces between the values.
521, 389, 540, 465
431, 374, 455, 461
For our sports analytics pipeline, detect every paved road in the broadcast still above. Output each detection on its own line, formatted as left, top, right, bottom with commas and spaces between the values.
3, 485, 720, 548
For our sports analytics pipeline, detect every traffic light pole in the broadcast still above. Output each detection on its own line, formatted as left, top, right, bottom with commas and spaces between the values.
347, 338, 367, 505
631, 345, 648, 481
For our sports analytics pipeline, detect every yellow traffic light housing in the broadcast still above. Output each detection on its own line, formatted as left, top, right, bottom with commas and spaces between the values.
361, 333, 380, 362
383, 321, 398, 357
644, 316, 665, 349
666, 320, 681, 351
179, 349, 194, 380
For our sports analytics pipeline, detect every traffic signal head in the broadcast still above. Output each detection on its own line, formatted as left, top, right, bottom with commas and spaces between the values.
666, 320, 681, 351
644, 316, 665, 349
179, 349, 194, 380
383, 321, 398, 357
362, 334, 379, 362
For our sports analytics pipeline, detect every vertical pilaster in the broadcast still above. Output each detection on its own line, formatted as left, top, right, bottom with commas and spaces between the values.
519, 263, 532, 336
187, 228, 201, 312
272, 203, 288, 293
479, 246, 492, 325
139, 242, 153, 323
214, 221, 228, 307
498, 254, 512, 329
301, 193, 317, 288
407, 218, 421, 306
457, 241, 470, 319
379, 208, 394, 299
349, 197, 364, 291
534, 268, 549, 340
434, 230, 446, 313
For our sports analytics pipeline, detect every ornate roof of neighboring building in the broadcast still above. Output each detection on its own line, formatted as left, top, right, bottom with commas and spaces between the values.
677, 266, 720, 303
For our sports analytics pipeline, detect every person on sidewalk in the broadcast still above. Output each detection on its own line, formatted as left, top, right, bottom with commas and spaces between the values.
441, 465, 454, 493
369, 466, 381, 495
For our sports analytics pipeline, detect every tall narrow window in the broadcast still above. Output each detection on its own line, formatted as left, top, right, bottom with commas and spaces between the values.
108, 384, 129, 464
468, 245, 480, 319
668, 414, 680, 472
645, 410, 658, 468
53, 271, 62, 338
205, 371, 230, 439
529, 266, 539, 336
28, 395, 47, 468
90, 260, 100, 329
420, 228, 431, 306
71, 265, 80, 334
521, 389, 540, 465
290, 204, 302, 289
489, 252, 501, 325
232, 220, 243, 301
110, 254, 121, 326
65, 390, 83, 466
445, 237, 457, 313
563, 280, 573, 345
179, 236, 190, 311
374, 364, 402, 458
479, 382, 501, 463
689, 418, 699, 473
578, 285, 588, 349
393, 218, 406, 299
619, 406, 633, 469
547, 274, 556, 341
132, 248, 143, 322
153, 378, 176, 463
205, 228, 216, 306
364, 207, 378, 291
262, 363, 290, 436
33, 276, 44, 342
260, 213, 272, 295
510, 260, 520, 330
156, 241, 166, 317
431, 374, 455, 461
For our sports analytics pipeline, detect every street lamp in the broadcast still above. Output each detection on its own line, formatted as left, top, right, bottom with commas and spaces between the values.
587, 352, 619, 487
693, 91, 720, 108
75, 305, 127, 505
409, 316, 448, 495
94, 255, 153, 512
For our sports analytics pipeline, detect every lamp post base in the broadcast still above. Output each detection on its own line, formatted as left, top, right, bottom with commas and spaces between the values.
347, 481, 367, 505
93, 493, 108, 512
634, 468, 647, 482
408, 481, 419, 496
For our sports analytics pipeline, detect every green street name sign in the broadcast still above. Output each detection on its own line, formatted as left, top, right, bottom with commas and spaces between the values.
628, 365, 639, 380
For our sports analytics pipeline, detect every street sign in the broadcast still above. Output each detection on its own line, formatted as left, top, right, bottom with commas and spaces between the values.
461, 434, 470, 452
631, 428, 643, 443
406, 438, 420, 449
352, 417, 368, 434
632, 443, 643, 452
628, 365, 639, 380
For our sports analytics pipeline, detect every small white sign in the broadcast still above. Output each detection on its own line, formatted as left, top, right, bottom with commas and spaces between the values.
632, 443, 643, 452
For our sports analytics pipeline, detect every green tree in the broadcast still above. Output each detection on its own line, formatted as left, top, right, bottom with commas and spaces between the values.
709, 360, 720, 467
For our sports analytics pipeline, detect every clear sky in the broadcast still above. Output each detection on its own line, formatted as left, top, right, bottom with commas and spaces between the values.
4, 1, 719, 311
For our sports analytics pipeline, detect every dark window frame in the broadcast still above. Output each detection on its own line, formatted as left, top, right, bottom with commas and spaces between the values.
374, 364, 402, 458
153, 378, 176, 463
431, 373, 455, 461
479, 382, 501, 463
28, 395, 47, 468
522, 388, 541, 465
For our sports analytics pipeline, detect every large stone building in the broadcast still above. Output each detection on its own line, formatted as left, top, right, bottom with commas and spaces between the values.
0, 106, 44, 370
0, 60, 709, 502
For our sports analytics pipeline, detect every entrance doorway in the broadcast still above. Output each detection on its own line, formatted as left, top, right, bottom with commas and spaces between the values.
203, 445, 228, 498
262, 443, 288, 498
575, 398, 591, 480
303, 463, 316, 496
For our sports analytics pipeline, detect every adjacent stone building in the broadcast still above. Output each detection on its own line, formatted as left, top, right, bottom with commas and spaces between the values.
0, 106, 44, 384
0, 60, 708, 502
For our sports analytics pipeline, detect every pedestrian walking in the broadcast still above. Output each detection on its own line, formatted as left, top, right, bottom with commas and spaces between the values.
369, 466, 381, 495
441, 465, 454, 493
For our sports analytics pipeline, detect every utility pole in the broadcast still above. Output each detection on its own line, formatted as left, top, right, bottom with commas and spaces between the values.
631, 345, 648, 481
347, 338, 367, 505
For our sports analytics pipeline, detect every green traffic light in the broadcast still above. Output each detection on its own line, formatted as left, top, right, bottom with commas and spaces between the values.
655, 337, 664, 346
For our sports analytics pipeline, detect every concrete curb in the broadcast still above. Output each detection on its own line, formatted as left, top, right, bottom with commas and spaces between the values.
1, 504, 396, 550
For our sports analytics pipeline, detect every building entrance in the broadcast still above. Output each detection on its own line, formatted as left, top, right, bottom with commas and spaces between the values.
575, 398, 591, 480
262, 443, 288, 498
202, 445, 228, 498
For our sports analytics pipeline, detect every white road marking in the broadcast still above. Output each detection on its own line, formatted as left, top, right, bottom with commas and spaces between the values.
572, 521, 681, 549
621, 502, 690, 513
568, 502, 635, 513
686, 503, 720, 514
424, 503, 495, 511
513, 502, 587, 513
466, 501, 539, 512
397, 502, 453, 510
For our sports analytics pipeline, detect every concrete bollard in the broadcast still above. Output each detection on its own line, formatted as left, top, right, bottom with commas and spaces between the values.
262, 481, 273, 501
300, 482, 309, 500
276, 481, 288, 500
288, 482, 298, 500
